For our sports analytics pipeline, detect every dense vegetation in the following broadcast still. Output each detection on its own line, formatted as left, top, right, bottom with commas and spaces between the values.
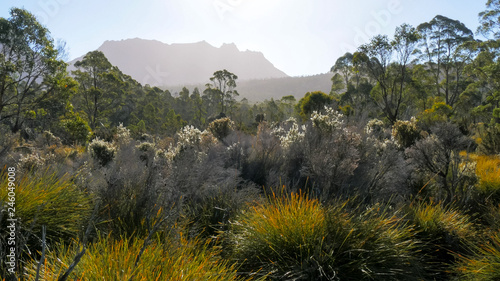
1, 1, 500, 280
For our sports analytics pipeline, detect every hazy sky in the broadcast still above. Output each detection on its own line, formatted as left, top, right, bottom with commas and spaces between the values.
1, 0, 487, 77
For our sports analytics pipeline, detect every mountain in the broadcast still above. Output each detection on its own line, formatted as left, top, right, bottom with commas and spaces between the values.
68, 38, 288, 86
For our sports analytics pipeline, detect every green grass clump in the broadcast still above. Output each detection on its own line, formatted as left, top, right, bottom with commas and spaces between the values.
227, 191, 423, 280
24, 234, 260, 280
0, 168, 92, 276
455, 232, 500, 281
0, 168, 91, 240
407, 202, 476, 278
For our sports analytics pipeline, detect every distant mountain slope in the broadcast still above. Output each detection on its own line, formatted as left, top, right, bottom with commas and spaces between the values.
168, 73, 333, 102
68, 38, 288, 86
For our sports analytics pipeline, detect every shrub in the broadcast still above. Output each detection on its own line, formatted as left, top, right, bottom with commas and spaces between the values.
208, 117, 235, 140
477, 123, 500, 155
60, 112, 91, 145
136, 141, 156, 162
475, 155, 500, 201
17, 152, 47, 174
0, 170, 92, 240
391, 117, 421, 148
182, 186, 258, 240
364, 118, 386, 138
88, 137, 115, 166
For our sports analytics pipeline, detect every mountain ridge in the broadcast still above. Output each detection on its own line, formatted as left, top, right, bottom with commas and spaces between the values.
68, 38, 289, 86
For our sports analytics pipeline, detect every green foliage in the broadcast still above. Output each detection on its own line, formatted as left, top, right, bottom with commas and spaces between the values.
296, 91, 333, 119
72, 50, 134, 130
0, 8, 70, 133
417, 100, 453, 130
0, 169, 92, 275
478, 123, 500, 155
478, 0, 500, 38
0, 170, 91, 239
206, 69, 239, 115
59, 109, 91, 145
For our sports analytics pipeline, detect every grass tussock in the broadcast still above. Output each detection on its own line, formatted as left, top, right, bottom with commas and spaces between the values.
227, 191, 423, 280
475, 155, 500, 194
407, 201, 476, 278
0, 168, 92, 240
455, 232, 500, 281
24, 234, 261, 281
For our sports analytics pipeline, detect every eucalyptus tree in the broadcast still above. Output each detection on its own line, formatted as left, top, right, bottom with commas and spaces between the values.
72, 51, 125, 130
205, 69, 238, 115
0, 8, 72, 133
417, 15, 474, 105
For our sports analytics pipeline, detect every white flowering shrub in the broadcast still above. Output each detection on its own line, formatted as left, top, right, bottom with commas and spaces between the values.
177, 125, 203, 149
208, 117, 234, 140
391, 117, 421, 148
41, 130, 62, 146
311, 106, 344, 132
136, 142, 155, 153
272, 118, 306, 149
88, 138, 116, 166
115, 123, 131, 145
280, 123, 305, 149
365, 119, 385, 136
18, 152, 46, 173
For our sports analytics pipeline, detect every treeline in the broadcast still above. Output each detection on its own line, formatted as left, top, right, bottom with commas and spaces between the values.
0, 8, 296, 144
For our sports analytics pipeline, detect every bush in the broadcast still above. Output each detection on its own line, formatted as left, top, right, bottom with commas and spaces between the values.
391, 117, 422, 148
88, 137, 115, 166
208, 117, 235, 140
227, 192, 423, 280
24, 234, 259, 281
477, 123, 500, 155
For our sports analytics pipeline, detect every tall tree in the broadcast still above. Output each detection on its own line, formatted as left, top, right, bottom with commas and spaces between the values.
392, 23, 420, 106
0, 8, 70, 133
331, 52, 354, 88
206, 69, 238, 115
355, 35, 403, 123
478, 0, 500, 39
72, 51, 124, 130
417, 15, 474, 105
